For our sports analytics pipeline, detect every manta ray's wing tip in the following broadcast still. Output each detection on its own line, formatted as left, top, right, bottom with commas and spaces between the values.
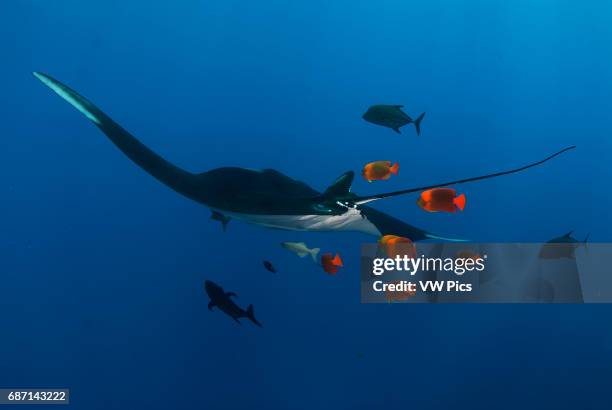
33, 71, 52, 83
32, 70, 102, 125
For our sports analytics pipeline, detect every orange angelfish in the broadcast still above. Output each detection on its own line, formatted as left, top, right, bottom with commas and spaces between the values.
378, 235, 417, 259
417, 188, 466, 213
321, 253, 343, 275
361, 161, 399, 182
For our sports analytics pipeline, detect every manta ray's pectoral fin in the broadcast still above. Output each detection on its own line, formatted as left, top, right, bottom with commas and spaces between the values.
208, 302, 216, 311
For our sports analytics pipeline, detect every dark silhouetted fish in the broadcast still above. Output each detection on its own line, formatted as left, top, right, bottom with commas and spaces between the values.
211, 210, 230, 231
204, 280, 262, 327
539, 231, 589, 259
362, 104, 425, 135
263, 260, 276, 273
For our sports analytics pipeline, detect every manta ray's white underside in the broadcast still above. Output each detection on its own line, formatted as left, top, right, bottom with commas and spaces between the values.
216, 208, 382, 236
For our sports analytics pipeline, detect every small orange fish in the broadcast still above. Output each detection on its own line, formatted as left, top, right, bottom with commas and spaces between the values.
417, 188, 466, 213
321, 253, 343, 275
456, 249, 481, 262
361, 161, 399, 182
378, 235, 417, 259
385, 280, 417, 303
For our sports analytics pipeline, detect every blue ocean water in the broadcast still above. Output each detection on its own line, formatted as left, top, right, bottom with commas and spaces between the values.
1, 1, 611, 408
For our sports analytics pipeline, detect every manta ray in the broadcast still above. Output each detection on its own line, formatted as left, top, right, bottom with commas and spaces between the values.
33, 72, 575, 241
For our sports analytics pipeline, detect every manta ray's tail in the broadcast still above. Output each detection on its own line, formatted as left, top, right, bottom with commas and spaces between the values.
355, 145, 576, 205
33, 72, 199, 201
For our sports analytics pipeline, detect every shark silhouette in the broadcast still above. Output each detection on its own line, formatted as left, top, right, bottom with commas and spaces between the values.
33, 72, 575, 241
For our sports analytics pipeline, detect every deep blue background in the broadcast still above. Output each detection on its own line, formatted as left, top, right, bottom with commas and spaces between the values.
1, 1, 611, 409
